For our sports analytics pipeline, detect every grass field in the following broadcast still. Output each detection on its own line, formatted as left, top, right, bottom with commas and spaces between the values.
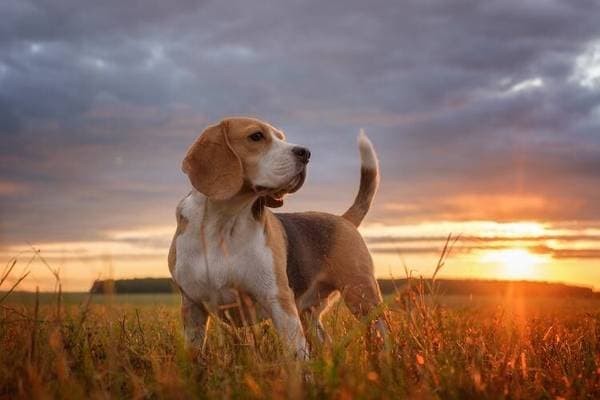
2, 285, 600, 399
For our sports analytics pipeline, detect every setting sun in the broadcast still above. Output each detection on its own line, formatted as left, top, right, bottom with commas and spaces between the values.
480, 248, 548, 280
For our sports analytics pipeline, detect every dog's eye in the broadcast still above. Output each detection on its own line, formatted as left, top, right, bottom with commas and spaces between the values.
248, 131, 264, 142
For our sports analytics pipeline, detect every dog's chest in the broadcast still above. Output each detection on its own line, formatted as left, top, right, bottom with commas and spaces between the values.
172, 194, 276, 305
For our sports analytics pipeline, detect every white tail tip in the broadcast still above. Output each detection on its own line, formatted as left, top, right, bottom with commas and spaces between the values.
358, 129, 378, 170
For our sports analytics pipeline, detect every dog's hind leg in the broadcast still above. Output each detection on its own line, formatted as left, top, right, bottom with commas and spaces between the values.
341, 277, 391, 372
341, 277, 390, 342
299, 290, 340, 346
296, 280, 340, 345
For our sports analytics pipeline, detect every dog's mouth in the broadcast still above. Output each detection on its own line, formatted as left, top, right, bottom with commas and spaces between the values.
257, 168, 306, 202
272, 168, 306, 199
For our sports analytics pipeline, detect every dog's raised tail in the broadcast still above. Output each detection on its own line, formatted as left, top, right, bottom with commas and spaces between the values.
342, 129, 380, 227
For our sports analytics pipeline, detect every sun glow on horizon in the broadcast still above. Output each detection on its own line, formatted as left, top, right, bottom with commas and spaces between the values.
5, 220, 600, 291
480, 248, 549, 280
360, 220, 548, 239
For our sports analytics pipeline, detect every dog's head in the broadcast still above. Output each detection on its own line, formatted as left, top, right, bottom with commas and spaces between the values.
182, 117, 310, 207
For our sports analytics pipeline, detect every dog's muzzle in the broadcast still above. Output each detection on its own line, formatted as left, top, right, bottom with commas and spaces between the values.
260, 167, 306, 201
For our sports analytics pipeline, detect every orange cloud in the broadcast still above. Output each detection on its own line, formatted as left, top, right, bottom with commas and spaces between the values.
0, 180, 30, 195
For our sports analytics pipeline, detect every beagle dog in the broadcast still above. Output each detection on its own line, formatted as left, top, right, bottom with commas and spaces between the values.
168, 117, 386, 357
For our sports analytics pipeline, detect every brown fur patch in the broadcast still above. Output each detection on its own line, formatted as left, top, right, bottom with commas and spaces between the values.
277, 211, 383, 316
168, 199, 189, 274
326, 217, 383, 316
264, 211, 297, 316
182, 122, 244, 200
276, 212, 336, 297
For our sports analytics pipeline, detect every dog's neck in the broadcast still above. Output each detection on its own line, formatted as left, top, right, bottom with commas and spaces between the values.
190, 189, 262, 233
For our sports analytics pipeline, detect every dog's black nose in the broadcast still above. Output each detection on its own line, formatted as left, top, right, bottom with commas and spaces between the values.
292, 146, 311, 163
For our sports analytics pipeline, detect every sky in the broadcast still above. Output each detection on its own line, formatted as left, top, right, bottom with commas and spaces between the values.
1, 0, 600, 291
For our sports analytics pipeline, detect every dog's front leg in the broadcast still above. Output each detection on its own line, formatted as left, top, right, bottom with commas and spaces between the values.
261, 289, 309, 359
181, 292, 210, 354
271, 302, 309, 359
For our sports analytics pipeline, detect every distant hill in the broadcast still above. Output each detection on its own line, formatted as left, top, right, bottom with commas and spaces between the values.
90, 277, 599, 298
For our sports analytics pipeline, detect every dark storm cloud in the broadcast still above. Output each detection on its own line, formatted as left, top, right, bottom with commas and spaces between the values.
1, 0, 600, 245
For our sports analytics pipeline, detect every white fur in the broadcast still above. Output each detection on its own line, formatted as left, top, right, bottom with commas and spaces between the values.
358, 129, 378, 170
173, 192, 269, 303
253, 135, 302, 189
172, 190, 308, 356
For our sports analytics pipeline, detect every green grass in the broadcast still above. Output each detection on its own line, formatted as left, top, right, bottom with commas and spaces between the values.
1, 290, 599, 399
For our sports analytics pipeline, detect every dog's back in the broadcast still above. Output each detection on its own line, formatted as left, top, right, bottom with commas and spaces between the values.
275, 130, 382, 316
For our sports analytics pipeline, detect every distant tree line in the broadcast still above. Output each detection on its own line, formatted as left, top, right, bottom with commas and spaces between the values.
90, 277, 598, 298
377, 278, 598, 298
90, 278, 178, 294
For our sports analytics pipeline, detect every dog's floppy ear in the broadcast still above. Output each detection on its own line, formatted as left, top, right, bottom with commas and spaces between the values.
182, 121, 243, 200
264, 195, 284, 208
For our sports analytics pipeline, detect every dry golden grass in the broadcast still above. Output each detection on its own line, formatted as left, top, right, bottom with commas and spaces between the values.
1, 252, 600, 399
